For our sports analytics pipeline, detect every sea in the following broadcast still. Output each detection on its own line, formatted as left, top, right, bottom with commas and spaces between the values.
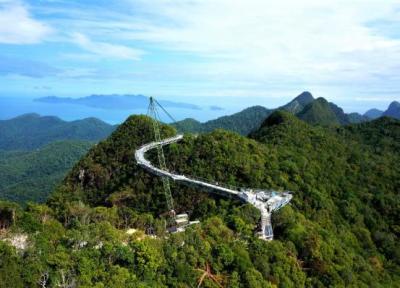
0, 96, 242, 124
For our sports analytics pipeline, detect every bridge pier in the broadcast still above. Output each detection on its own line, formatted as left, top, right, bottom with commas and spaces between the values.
259, 212, 273, 241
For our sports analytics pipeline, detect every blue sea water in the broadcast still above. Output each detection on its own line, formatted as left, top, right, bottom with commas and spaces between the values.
0, 97, 239, 124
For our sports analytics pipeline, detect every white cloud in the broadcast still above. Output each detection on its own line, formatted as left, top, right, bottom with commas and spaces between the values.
0, 1, 52, 44
39, 1, 400, 83
7, 0, 398, 106
70, 32, 144, 61
120, 0, 400, 81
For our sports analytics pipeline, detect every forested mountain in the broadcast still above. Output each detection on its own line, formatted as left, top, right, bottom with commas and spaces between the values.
172, 118, 203, 133
347, 112, 370, 123
0, 113, 115, 150
174, 92, 373, 135
363, 101, 400, 120
383, 101, 400, 119
0, 141, 92, 204
174, 105, 272, 135
364, 108, 384, 119
0, 114, 395, 287
295, 97, 341, 125
0, 114, 112, 204
173, 92, 315, 135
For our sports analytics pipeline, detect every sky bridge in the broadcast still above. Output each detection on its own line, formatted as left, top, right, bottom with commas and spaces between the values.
135, 133, 293, 240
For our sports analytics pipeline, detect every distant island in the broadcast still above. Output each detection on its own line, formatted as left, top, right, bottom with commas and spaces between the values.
209, 105, 224, 111
34, 94, 201, 110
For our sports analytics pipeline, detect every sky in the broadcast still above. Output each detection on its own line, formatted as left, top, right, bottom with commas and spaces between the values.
0, 0, 399, 113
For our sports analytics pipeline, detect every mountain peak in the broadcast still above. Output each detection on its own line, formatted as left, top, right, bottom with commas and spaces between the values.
314, 97, 329, 104
261, 110, 299, 128
388, 101, 400, 109
280, 91, 315, 114
249, 110, 312, 145
364, 108, 383, 119
383, 100, 400, 119
294, 91, 314, 106
296, 97, 341, 126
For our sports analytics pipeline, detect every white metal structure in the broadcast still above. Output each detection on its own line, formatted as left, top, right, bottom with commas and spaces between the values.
135, 134, 293, 240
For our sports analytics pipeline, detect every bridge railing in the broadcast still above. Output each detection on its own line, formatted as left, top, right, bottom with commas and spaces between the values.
178, 173, 240, 192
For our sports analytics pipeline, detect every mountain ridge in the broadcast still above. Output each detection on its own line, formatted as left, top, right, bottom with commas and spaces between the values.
0, 113, 116, 151
174, 92, 376, 134
173, 105, 272, 135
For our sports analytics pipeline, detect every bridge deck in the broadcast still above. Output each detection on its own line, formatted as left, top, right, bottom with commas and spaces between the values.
135, 135, 241, 198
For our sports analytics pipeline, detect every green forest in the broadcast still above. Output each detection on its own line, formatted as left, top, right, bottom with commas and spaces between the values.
0, 113, 399, 287
0, 141, 92, 204
0, 113, 115, 151
0, 113, 116, 204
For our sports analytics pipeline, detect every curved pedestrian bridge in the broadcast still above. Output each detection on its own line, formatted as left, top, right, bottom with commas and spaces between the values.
135, 134, 292, 240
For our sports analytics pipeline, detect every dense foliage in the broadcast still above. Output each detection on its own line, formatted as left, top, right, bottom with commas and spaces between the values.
0, 113, 399, 287
0, 141, 92, 204
0, 113, 115, 151
288, 97, 366, 126
174, 106, 272, 135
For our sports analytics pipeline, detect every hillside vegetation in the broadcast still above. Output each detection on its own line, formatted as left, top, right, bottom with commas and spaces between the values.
174, 105, 272, 135
0, 141, 92, 204
0, 113, 115, 151
0, 113, 399, 287
296, 98, 341, 125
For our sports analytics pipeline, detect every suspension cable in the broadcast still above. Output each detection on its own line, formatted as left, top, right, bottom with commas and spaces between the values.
154, 98, 178, 124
